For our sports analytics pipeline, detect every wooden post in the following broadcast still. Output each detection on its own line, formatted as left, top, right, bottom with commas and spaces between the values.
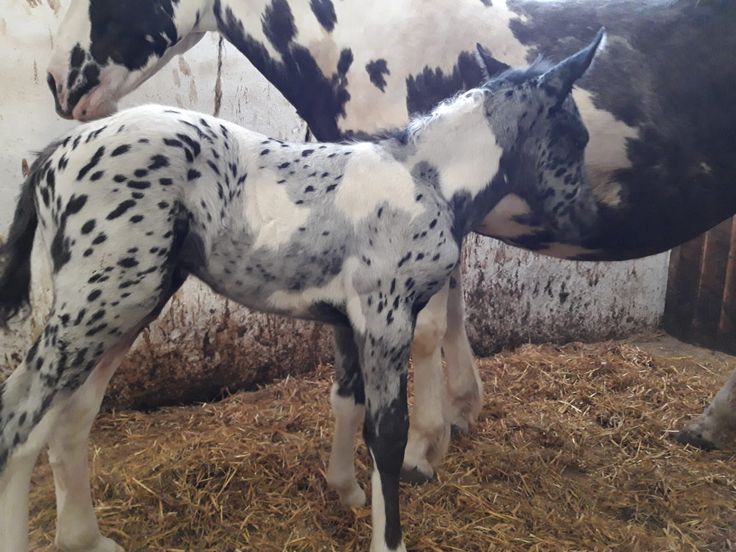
692, 218, 733, 346
663, 233, 706, 341
717, 217, 736, 354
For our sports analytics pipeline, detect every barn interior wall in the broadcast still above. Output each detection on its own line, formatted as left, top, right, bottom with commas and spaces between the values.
0, 1, 669, 402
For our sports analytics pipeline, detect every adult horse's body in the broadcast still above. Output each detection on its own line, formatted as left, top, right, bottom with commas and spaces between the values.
47, 0, 736, 260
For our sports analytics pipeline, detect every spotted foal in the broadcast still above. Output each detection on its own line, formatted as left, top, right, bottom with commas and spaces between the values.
0, 31, 603, 552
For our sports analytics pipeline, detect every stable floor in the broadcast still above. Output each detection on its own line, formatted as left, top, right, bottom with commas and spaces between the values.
29, 334, 736, 551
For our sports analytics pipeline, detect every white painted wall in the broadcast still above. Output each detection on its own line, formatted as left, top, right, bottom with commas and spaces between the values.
0, 0, 669, 380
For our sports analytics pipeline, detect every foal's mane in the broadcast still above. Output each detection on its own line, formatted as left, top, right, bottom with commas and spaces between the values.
355, 58, 553, 147
486, 56, 553, 88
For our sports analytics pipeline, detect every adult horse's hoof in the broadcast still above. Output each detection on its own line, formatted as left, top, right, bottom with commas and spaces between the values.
672, 412, 736, 451
672, 429, 718, 451
446, 391, 481, 437
400, 465, 434, 485
450, 422, 470, 437
339, 484, 367, 508
57, 535, 125, 552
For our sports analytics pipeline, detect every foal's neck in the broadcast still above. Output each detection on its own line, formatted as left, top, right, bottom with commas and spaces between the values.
395, 90, 505, 233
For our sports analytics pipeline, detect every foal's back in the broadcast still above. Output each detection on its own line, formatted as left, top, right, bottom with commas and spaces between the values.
38, 104, 448, 322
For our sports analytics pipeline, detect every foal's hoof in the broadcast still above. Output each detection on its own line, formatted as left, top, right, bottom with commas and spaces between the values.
672, 429, 717, 451
400, 465, 434, 485
370, 538, 407, 552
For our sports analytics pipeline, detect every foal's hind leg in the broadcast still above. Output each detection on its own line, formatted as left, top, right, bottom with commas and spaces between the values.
48, 332, 139, 552
1, 235, 180, 551
326, 326, 366, 507
0, 314, 136, 552
0, 373, 64, 552
0, 300, 159, 552
442, 264, 483, 433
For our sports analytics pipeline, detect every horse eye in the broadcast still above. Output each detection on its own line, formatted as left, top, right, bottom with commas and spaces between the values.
576, 128, 590, 148
558, 123, 589, 149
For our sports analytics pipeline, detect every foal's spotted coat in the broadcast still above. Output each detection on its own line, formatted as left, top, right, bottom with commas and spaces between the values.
0, 34, 603, 551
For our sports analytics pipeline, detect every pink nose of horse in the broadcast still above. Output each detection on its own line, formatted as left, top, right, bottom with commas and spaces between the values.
47, 71, 73, 119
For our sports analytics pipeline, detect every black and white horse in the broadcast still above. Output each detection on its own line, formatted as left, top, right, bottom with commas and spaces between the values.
0, 36, 602, 552
45, 0, 736, 259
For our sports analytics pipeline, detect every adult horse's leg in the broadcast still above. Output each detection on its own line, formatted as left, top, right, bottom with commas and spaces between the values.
48, 331, 140, 552
402, 284, 450, 483
676, 367, 736, 450
442, 263, 483, 433
326, 325, 366, 507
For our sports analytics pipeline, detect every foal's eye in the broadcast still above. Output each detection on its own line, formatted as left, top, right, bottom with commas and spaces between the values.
557, 122, 589, 149
575, 128, 590, 148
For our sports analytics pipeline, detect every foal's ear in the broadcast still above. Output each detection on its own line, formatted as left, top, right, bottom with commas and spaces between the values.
538, 28, 606, 102
475, 43, 511, 79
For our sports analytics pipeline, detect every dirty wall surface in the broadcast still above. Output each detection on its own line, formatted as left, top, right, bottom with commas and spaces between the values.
0, 1, 668, 406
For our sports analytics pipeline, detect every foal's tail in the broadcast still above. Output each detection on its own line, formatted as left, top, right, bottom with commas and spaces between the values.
0, 143, 57, 326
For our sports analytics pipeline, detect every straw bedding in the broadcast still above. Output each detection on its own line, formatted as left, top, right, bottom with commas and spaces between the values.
28, 334, 736, 551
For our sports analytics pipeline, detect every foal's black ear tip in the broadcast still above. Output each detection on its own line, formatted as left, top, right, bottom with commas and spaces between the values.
594, 27, 606, 47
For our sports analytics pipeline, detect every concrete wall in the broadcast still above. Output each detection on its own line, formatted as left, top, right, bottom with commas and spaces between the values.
0, 1, 669, 404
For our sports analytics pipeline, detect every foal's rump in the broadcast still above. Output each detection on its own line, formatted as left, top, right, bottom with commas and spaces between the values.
0, 107, 225, 472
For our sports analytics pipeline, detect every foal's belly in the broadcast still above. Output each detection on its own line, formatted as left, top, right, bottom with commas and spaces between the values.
197, 230, 352, 321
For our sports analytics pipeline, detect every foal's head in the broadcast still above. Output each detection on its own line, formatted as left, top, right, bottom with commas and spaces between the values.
473, 29, 605, 249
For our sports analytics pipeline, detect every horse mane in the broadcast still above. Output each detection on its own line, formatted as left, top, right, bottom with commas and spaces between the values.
404, 89, 486, 143
358, 57, 554, 147
484, 56, 553, 88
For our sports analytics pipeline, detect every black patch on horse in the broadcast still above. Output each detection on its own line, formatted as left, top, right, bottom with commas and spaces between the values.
366, 59, 390, 92
263, 0, 297, 52
51, 194, 89, 273
310, 0, 337, 32
405, 51, 485, 116
214, 0, 352, 141
88, 0, 179, 69
66, 61, 101, 116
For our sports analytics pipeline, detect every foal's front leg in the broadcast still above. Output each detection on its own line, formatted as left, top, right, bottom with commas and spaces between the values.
355, 312, 413, 552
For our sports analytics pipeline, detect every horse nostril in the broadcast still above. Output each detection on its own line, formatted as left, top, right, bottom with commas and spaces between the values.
46, 73, 57, 97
